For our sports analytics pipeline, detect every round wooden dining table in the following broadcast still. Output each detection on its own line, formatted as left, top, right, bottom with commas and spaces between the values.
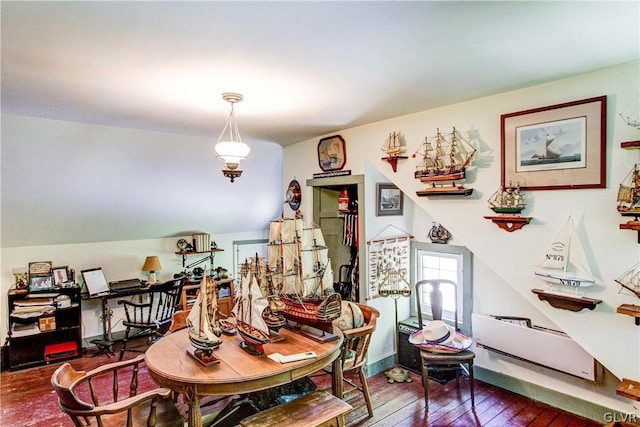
144, 327, 344, 427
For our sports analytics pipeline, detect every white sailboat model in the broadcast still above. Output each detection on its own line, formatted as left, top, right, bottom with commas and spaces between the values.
186, 273, 222, 364
534, 216, 596, 288
232, 262, 271, 355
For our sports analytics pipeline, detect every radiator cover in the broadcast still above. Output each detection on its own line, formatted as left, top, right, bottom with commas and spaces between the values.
473, 313, 598, 382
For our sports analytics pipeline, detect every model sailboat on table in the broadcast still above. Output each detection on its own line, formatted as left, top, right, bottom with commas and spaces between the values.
413, 127, 476, 196
186, 272, 222, 365
232, 259, 271, 355
267, 214, 342, 336
534, 216, 596, 289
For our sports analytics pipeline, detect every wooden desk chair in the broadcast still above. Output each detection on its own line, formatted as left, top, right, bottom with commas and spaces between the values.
330, 302, 379, 421
51, 354, 172, 427
118, 277, 184, 360
415, 279, 475, 412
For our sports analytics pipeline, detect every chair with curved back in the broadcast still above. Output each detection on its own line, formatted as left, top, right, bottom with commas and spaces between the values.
333, 302, 380, 421
415, 279, 475, 412
51, 354, 172, 427
118, 276, 184, 360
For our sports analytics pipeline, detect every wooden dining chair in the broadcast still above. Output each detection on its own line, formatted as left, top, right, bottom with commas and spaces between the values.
118, 276, 184, 360
51, 354, 172, 427
329, 302, 380, 421
415, 279, 475, 412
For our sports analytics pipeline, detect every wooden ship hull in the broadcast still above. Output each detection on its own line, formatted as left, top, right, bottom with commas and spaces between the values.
490, 206, 525, 214
236, 319, 270, 346
414, 169, 465, 183
188, 326, 222, 351
280, 292, 341, 333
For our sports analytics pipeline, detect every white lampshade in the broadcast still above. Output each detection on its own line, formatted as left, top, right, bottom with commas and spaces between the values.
214, 140, 251, 170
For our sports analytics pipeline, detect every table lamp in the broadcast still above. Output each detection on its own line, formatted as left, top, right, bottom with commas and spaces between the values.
142, 256, 162, 285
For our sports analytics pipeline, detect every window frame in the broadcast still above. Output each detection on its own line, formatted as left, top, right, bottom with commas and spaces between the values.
410, 241, 473, 335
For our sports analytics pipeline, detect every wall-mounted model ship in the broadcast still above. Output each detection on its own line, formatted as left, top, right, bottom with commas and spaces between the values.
616, 262, 640, 325
618, 164, 640, 242
381, 131, 408, 172
484, 183, 532, 232
413, 127, 476, 196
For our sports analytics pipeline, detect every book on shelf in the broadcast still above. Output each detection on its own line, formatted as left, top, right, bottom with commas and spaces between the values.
14, 297, 54, 307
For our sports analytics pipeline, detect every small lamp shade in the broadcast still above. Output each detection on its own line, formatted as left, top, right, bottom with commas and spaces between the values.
142, 256, 162, 284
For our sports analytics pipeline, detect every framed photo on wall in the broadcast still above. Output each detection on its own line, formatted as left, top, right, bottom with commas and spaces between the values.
376, 183, 403, 216
317, 135, 346, 171
501, 96, 606, 191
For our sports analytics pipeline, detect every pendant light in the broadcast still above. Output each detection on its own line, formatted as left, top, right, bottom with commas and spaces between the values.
214, 92, 250, 182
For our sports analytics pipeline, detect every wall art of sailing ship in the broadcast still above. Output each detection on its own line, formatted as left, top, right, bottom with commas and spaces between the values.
186, 272, 223, 365
428, 222, 452, 244
267, 214, 342, 341
483, 183, 532, 232
413, 127, 477, 196
617, 164, 640, 241
381, 131, 408, 172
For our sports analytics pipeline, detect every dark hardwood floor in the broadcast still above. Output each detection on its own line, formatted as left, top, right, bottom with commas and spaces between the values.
0, 338, 603, 426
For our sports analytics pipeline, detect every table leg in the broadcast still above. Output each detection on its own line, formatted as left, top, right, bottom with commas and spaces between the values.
332, 356, 344, 398
183, 389, 203, 427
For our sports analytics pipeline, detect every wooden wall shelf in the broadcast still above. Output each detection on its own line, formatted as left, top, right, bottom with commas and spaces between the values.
617, 303, 640, 325
484, 215, 532, 232
531, 289, 602, 312
620, 222, 640, 243
381, 156, 407, 173
617, 378, 640, 401
621, 140, 640, 150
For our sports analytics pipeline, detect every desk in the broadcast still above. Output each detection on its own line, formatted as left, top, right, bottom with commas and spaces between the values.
83, 287, 153, 352
145, 328, 344, 427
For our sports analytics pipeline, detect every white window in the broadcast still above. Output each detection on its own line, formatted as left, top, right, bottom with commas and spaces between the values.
411, 242, 472, 334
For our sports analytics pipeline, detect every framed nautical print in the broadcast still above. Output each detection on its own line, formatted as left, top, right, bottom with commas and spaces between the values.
317, 135, 346, 171
376, 183, 403, 216
501, 96, 606, 191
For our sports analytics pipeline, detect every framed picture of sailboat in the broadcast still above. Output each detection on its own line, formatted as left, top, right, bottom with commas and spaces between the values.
501, 96, 606, 191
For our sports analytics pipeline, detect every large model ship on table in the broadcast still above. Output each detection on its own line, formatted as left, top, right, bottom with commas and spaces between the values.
232, 259, 271, 355
267, 214, 342, 334
186, 272, 223, 364
413, 127, 476, 196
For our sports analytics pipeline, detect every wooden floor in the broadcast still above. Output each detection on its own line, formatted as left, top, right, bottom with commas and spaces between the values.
0, 339, 603, 427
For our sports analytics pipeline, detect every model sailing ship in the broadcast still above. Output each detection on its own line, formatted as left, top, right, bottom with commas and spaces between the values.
534, 216, 596, 289
267, 214, 341, 334
428, 222, 451, 244
617, 164, 640, 221
488, 183, 526, 214
381, 131, 407, 172
232, 259, 271, 355
616, 262, 640, 299
186, 272, 223, 364
413, 127, 476, 196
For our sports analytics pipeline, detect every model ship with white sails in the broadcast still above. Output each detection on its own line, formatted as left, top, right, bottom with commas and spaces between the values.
381, 131, 408, 172
186, 272, 223, 363
413, 127, 476, 196
616, 262, 640, 299
267, 214, 341, 333
617, 164, 640, 221
534, 216, 596, 289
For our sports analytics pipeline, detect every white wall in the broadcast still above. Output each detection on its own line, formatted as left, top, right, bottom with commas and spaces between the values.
283, 61, 640, 415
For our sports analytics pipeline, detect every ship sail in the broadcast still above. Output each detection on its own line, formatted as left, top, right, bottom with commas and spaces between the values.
381, 131, 405, 157
617, 164, 640, 216
534, 216, 596, 287
187, 274, 222, 351
615, 262, 640, 299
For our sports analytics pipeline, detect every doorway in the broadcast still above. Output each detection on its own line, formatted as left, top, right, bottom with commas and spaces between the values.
307, 175, 366, 302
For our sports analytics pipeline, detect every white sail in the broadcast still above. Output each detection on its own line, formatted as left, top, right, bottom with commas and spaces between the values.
535, 217, 596, 287
187, 278, 221, 343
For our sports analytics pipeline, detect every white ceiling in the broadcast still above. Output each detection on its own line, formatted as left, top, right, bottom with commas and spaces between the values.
2, 1, 639, 147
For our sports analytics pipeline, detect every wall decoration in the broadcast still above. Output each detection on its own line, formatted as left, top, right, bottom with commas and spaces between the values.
285, 179, 301, 211
376, 183, 403, 216
501, 96, 606, 191
366, 225, 413, 299
317, 135, 346, 172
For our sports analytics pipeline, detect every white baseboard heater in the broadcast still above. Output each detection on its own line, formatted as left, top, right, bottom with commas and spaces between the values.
473, 313, 599, 382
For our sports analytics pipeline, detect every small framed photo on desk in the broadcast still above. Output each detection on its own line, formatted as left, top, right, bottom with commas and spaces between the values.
29, 275, 54, 291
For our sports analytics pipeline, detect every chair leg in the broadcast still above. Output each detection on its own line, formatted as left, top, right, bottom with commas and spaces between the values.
358, 368, 374, 418
119, 327, 131, 361
421, 363, 430, 412
469, 362, 475, 410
